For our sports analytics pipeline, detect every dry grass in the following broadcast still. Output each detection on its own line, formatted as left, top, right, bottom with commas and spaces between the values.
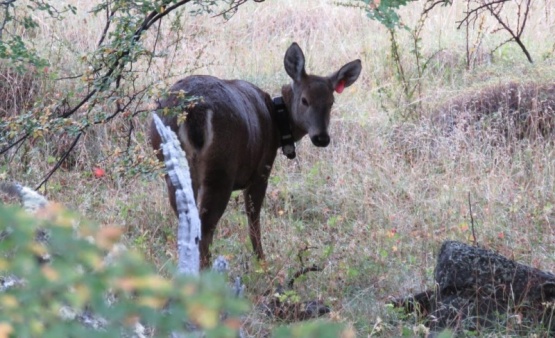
0, 63, 44, 119
3, 0, 555, 336
433, 81, 555, 142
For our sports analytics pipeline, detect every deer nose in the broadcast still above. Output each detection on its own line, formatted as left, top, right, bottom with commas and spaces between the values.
311, 133, 330, 147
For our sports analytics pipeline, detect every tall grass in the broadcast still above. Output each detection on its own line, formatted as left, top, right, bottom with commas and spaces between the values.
3, 0, 555, 335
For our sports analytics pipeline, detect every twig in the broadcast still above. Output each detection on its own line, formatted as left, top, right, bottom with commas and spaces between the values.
486, 0, 533, 63
126, 119, 135, 152
457, 0, 533, 64
297, 245, 317, 267
468, 192, 477, 246
422, 0, 449, 15
287, 245, 323, 288
0, 0, 17, 40
287, 264, 323, 289
97, 2, 116, 48
214, 0, 265, 18
36, 132, 83, 190
456, 0, 510, 28
0, 132, 31, 156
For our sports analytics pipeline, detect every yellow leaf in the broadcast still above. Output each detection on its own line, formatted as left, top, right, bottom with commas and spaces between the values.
73, 284, 91, 307
138, 295, 167, 309
95, 226, 123, 250
459, 222, 469, 232
30, 320, 44, 335
0, 323, 13, 338
181, 284, 196, 297
340, 326, 357, 338
82, 251, 103, 270
0, 259, 8, 270
188, 303, 219, 329
29, 242, 48, 257
0, 295, 18, 309
42, 266, 59, 282
223, 318, 242, 330
35, 203, 66, 223
114, 275, 171, 292
124, 315, 140, 326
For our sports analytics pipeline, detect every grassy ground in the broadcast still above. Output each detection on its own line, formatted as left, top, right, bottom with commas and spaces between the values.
3, 0, 555, 336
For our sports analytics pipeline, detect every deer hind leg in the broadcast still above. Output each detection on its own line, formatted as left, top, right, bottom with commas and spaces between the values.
196, 172, 234, 269
244, 177, 269, 262
163, 175, 179, 216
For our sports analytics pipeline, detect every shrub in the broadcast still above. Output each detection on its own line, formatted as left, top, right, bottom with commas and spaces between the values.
0, 203, 248, 337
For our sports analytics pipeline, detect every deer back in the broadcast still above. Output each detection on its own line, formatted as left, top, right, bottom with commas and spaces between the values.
151, 75, 279, 191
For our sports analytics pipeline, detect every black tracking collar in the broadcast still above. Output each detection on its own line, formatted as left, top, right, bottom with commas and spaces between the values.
272, 96, 296, 159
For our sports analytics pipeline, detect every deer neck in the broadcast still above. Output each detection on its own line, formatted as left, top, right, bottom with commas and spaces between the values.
271, 85, 296, 160
281, 84, 307, 142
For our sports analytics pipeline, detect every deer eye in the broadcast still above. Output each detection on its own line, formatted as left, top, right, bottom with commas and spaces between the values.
301, 97, 309, 106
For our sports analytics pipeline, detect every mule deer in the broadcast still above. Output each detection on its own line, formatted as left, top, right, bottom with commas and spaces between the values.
150, 42, 361, 268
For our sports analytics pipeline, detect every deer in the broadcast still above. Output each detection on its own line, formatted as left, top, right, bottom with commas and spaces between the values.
150, 42, 362, 269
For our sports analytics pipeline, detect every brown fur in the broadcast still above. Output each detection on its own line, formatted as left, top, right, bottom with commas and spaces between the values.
150, 43, 361, 268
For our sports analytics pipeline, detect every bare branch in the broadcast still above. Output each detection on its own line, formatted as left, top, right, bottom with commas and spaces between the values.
0, 0, 16, 40
491, 36, 515, 54
517, 0, 531, 39
422, 0, 449, 15
0, 132, 30, 156
36, 132, 83, 190
287, 264, 323, 289
456, 0, 510, 29
486, 0, 533, 62
458, 0, 533, 63
96, 2, 116, 47
126, 119, 134, 152
2, 0, 263, 185
468, 192, 477, 246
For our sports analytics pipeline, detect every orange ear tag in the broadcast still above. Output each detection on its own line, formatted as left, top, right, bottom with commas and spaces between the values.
335, 80, 346, 93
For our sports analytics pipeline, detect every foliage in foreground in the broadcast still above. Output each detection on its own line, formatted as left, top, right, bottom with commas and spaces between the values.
0, 203, 347, 337
0, 203, 247, 337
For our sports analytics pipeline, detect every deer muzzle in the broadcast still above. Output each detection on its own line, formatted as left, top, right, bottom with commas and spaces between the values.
310, 133, 330, 147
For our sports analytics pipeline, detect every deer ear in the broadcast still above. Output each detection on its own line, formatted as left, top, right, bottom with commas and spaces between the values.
330, 59, 362, 94
284, 42, 306, 82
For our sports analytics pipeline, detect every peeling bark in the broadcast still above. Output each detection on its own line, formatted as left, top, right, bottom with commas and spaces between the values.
152, 112, 201, 276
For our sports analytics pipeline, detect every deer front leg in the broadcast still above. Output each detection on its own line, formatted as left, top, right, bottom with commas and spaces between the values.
244, 178, 269, 262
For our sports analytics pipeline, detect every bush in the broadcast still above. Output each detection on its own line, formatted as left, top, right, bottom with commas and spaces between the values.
0, 203, 248, 337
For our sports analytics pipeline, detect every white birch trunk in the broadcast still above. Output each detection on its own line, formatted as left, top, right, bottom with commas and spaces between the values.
152, 113, 201, 275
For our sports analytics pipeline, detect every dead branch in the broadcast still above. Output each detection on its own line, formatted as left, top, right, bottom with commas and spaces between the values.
457, 0, 533, 63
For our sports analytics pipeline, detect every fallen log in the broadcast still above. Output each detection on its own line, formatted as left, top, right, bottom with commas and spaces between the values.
392, 241, 555, 334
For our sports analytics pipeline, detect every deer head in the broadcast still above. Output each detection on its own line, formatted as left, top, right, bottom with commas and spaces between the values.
283, 43, 362, 147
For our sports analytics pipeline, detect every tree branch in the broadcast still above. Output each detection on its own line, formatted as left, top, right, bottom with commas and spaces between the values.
456, 0, 510, 29
35, 132, 83, 190
96, 2, 116, 48
287, 265, 323, 289
422, 0, 449, 15
486, 0, 533, 63
0, 132, 30, 156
